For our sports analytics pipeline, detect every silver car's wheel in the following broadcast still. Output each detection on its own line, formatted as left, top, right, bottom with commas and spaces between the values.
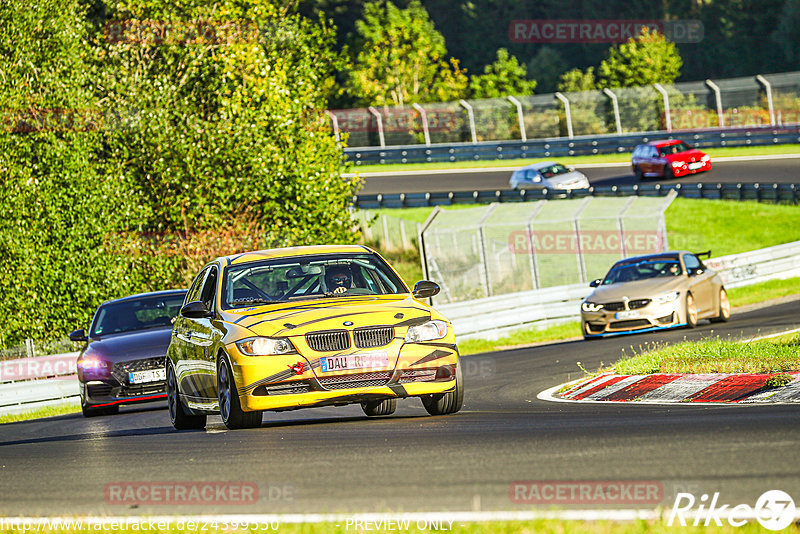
710, 288, 730, 323
685, 293, 698, 328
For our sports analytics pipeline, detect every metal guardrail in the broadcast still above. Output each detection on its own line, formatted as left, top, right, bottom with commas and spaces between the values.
438, 240, 800, 340
0, 352, 79, 416
345, 126, 800, 165
355, 183, 800, 209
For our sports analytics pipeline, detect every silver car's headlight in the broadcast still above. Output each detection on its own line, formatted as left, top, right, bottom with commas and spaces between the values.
236, 337, 297, 356
654, 291, 681, 305
405, 320, 448, 343
582, 301, 604, 312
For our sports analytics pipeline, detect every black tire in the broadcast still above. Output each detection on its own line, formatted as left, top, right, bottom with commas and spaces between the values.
634, 166, 644, 181
167, 361, 206, 430
81, 402, 118, 417
664, 164, 674, 180
709, 287, 731, 323
684, 293, 698, 328
422, 364, 464, 416
361, 398, 397, 416
218, 355, 261, 430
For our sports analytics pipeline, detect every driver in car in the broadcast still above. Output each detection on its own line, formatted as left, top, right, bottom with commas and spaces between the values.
325, 264, 352, 294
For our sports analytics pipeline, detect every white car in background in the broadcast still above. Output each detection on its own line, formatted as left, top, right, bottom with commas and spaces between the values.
509, 161, 590, 190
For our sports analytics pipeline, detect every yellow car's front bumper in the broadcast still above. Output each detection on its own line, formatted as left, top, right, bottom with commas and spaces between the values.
228, 338, 459, 412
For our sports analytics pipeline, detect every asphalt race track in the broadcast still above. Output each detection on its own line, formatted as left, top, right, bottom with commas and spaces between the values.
357, 157, 800, 195
1, 299, 799, 516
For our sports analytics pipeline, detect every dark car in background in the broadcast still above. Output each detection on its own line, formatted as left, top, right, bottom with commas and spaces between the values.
70, 290, 187, 417
631, 140, 711, 180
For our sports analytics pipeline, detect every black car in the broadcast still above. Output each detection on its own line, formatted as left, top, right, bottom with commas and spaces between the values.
70, 290, 187, 417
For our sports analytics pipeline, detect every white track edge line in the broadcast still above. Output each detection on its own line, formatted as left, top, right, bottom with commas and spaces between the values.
345, 152, 800, 177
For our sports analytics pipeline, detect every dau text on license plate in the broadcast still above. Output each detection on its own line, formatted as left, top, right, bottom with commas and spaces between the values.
320, 351, 389, 372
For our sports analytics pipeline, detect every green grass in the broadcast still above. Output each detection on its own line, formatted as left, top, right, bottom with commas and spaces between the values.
665, 198, 800, 257
0, 402, 81, 425
727, 277, 800, 306
348, 143, 800, 173
371, 198, 800, 259
612, 333, 800, 375
458, 322, 581, 356
1, 519, 793, 534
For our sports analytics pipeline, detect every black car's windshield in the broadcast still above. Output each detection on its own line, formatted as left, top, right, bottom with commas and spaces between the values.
223, 253, 407, 308
91, 294, 185, 337
602, 259, 682, 285
658, 142, 691, 156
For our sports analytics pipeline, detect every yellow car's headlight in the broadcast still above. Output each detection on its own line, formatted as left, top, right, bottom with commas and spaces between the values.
405, 320, 448, 343
236, 337, 297, 356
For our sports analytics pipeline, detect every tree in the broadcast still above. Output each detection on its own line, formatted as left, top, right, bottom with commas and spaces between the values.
526, 47, 568, 94
344, 0, 467, 106
469, 48, 537, 99
557, 67, 597, 93
597, 27, 682, 89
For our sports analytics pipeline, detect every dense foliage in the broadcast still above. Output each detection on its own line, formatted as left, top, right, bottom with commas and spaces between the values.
302, 0, 800, 107
0, 0, 358, 348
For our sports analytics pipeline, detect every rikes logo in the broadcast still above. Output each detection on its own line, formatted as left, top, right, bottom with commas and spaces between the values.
288, 362, 305, 375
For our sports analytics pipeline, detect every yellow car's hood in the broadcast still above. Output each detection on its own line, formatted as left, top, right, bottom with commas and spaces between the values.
222, 294, 436, 338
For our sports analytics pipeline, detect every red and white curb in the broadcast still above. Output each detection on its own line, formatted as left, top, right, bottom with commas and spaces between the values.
540, 372, 800, 405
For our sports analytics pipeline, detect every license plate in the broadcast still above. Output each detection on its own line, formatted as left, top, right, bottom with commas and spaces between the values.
614, 310, 641, 319
320, 351, 389, 373
129, 368, 166, 384
688, 162, 702, 170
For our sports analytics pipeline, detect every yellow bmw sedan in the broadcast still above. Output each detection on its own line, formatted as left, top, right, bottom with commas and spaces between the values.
166, 245, 463, 430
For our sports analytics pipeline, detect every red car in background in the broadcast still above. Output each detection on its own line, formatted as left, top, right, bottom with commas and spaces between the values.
631, 140, 712, 180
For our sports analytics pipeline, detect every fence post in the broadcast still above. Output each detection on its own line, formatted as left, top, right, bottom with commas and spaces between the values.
616, 196, 636, 257
459, 99, 478, 144
555, 92, 574, 139
602, 88, 622, 134
653, 83, 672, 132
418, 206, 442, 303
24, 338, 35, 358
507, 96, 527, 142
381, 214, 391, 249
705, 79, 725, 128
367, 106, 386, 148
476, 204, 498, 298
412, 103, 431, 146
525, 201, 546, 289
755, 75, 776, 127
324, 110, 340, 143
572, 197, 592, 283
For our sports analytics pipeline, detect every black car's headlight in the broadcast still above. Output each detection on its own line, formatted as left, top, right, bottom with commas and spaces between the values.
582, 301, 604, 312
236, 337, 297, 356
405, 320, 448, 343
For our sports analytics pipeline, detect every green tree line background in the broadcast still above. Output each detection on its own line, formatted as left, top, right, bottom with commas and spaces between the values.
0, 0, 358, 349
303, 0, 800, 107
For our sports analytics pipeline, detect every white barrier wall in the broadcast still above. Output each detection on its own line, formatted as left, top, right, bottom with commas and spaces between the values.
441, 240, 800, 340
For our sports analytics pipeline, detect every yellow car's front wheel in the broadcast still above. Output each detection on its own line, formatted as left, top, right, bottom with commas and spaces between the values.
421, 364, 464, 415
218, 355, 262, 430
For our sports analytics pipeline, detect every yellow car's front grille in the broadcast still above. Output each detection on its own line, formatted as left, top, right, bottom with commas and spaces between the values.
353, 326, 394, 348
306, 330, 350, 352
318, 371, 392, 390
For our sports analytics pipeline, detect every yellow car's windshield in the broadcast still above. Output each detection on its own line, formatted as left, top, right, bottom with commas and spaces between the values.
222, 253, 407, 308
